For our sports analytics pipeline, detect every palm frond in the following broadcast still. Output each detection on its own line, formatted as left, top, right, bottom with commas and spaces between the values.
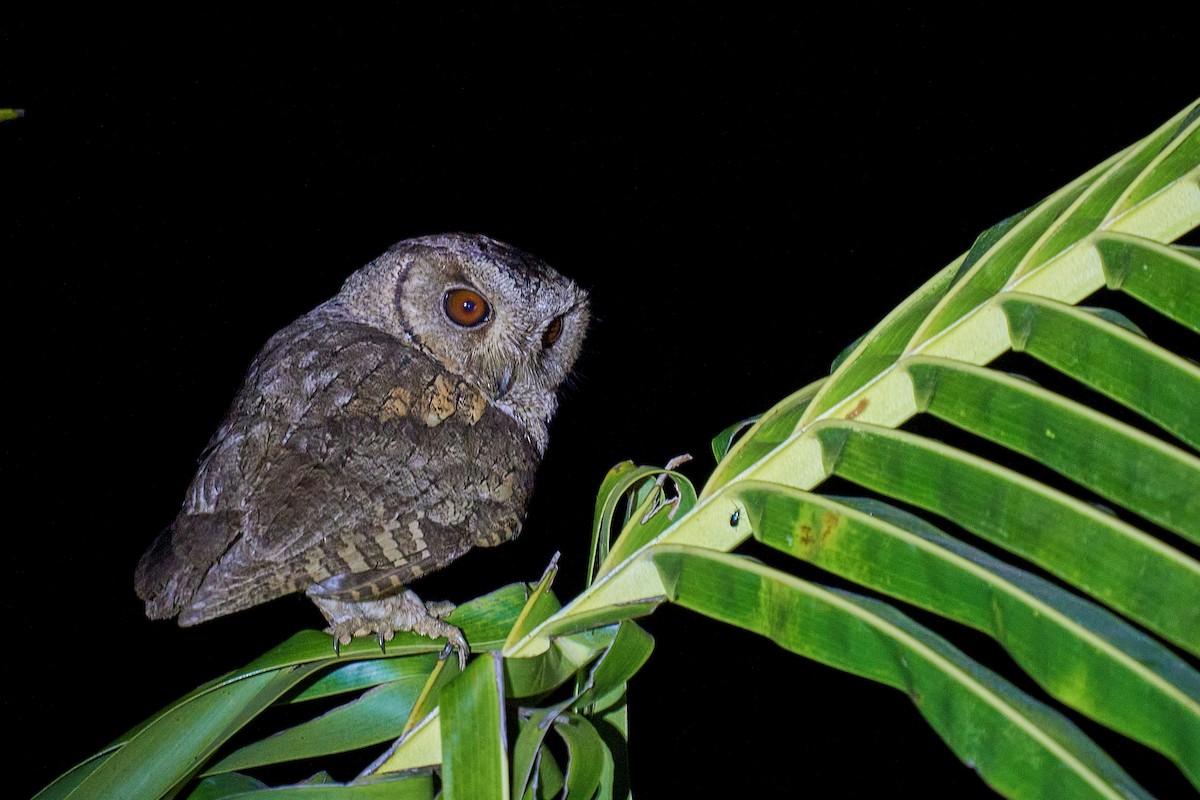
37, 98, 1200, 800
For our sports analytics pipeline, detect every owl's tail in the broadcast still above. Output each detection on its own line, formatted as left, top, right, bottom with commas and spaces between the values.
135, 513, 230, 623
135, 528, 189, 620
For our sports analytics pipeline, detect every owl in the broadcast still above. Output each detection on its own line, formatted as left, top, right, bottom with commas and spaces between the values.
135, 233, 589, 666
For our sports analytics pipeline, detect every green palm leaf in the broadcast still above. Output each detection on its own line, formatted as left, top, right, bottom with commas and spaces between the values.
37, 98, 1200, 800
652, 545, 1155, 800
509, 95, 1200, 797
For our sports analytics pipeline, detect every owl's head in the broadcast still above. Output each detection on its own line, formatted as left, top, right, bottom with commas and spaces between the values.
336, 233, 590, 451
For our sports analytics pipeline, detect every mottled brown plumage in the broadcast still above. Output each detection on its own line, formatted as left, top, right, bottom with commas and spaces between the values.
135, 233, 589, 663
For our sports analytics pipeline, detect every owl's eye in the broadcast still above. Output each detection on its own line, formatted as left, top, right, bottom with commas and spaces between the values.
443, 288, 491, 328
542, 315, 564, 348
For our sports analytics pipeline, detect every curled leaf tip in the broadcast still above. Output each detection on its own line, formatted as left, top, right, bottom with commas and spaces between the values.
664, 453, 693, 470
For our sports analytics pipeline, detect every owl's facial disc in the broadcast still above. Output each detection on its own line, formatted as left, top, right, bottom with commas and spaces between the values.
338, 233, 588, 450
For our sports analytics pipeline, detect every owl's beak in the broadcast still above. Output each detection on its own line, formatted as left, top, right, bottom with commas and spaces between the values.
496, 366, 513, 399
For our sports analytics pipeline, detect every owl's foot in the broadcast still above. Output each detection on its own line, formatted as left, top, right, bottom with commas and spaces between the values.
310, 590, 469, 669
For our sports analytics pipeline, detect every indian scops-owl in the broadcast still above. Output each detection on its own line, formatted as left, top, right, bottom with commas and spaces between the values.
135, 233, 589, 665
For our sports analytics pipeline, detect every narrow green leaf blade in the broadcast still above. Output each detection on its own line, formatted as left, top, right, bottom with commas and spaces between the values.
202, 774, 435, 798
735, 484, 1200, 785
589, 464, 675, 584
651, 545, 1152, 800
512, 708, 561, 800
814, 420, 1200, 654
66, 664, 325, 800
32, 754, 112, 800
1077, 306, 1147, 336
799, 257, 959, 425
912, 149, 1120, 346
600, 468, 697, 575
829, 332, 868, 374
184, 773, 268, 799
441, 652, 508, 800
553, 713, 608, 800
534, 748, 565, 799
290, 656, 437, 703
1000, 292, 1200, 450
1021, 112, 1194, 275
706, 377, 825, 493
906, 356, 1200, 544
589, 462, 641, 585
205, 671, 431, 775
504, 625, 617, 699
1097, 232, 1200, 334
399, 653, 462, 742
503, 557, 564, 648
710, 415, 760, 463
442, 581, 540, 652
1111, 103, 1200, 214
574, 621, 654, 715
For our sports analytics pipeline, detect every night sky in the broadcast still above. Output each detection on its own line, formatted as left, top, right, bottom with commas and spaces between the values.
5, 8, 1198, 798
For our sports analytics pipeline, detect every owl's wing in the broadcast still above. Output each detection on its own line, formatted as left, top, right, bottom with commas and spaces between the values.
135, 310, 538, 625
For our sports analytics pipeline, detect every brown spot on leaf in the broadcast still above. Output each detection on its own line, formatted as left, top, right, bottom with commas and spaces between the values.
845, 398, 868, 420
820, 511, 839, 541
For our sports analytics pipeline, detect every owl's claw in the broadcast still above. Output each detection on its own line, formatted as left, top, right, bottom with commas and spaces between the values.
439, 628, 469, 671
326, 623, 357, 656
314, 589, 468, 668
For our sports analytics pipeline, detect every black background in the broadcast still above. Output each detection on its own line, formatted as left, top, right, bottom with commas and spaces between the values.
4, 8, 1198, 799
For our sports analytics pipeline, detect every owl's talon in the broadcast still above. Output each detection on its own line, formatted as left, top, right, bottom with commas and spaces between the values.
313, 590, 468, 666
439, 633, 469, 671
324, 623, 358, 656
426, 600, 456, 620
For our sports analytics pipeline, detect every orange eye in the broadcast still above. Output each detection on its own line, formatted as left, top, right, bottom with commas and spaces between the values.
542, 315, 563, 347
443, 288, 491, 327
